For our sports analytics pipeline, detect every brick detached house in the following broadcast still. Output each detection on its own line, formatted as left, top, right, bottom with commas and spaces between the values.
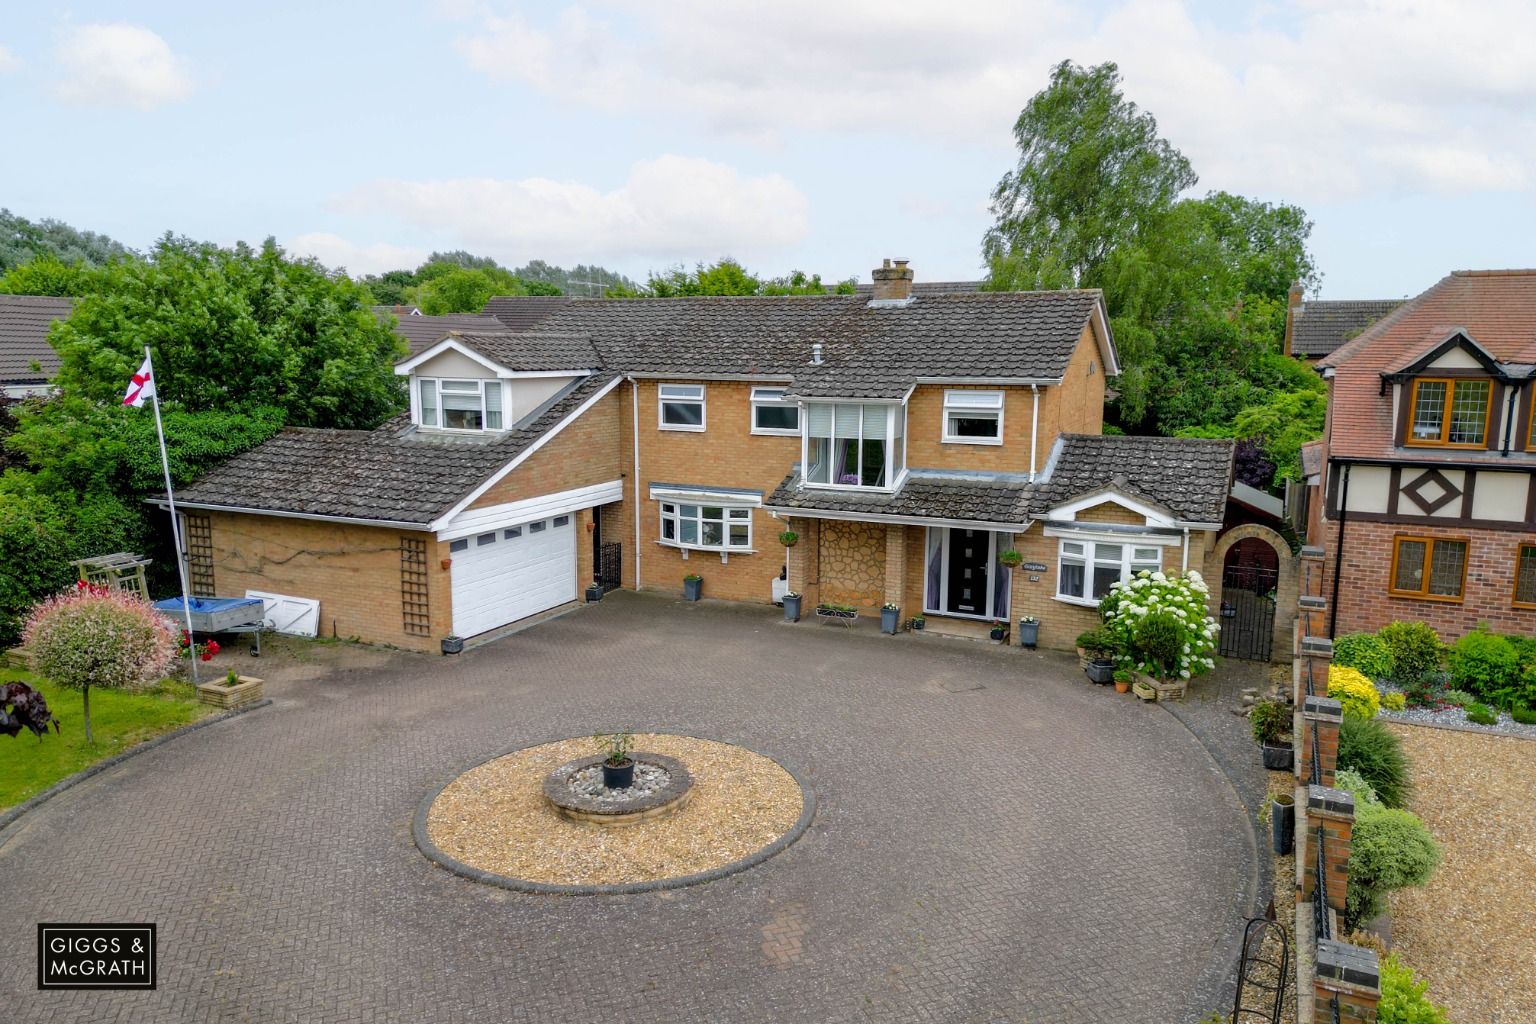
171, 261, 1239, 654
1307, 269, 1536, 638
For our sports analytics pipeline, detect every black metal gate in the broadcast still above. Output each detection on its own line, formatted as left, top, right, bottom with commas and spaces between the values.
596, 541, 623, 591
1219, 564, 1277, 661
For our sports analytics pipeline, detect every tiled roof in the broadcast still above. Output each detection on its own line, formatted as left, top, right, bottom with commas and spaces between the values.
173, 374, 618, 525
1317, 269, 1536, 462
0, 294, 72, 383
850, 281, 984, 297
765, 469, 1034, 526
501, 290, 1104, 397
1300, 440, 1324, 478
375, 311, 507, 355
1290, 300, 1404, 357
481, 295, 571, 332
449, 331, 601, 372
1029, 434, 1236, 524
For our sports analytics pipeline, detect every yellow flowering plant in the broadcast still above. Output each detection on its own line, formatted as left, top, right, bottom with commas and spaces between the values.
1328, 664, 1381, 720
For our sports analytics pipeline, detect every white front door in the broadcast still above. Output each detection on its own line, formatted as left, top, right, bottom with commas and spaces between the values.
449, 515, 577, 638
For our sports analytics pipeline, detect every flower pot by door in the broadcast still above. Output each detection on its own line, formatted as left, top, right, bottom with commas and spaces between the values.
1262, 743, 1294, 771
1018, 621, 1039, 648
1113, 678, 1131, 693
683, 577, 702, 601
783, 594, 802, 622
881, 607, 900, 634
441, 637, 464, 655
602, 759, 635, 789
585, 585, 603, 603
1271, 794, 1295, 855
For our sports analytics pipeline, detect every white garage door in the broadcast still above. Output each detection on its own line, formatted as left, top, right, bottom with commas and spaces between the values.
449, 515, 577, 638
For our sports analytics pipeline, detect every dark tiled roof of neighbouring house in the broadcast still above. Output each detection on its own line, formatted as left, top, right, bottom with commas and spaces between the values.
766, 468, 1034, 526
1290, 299, 1404, 358
375, 311, 508, 355
850, 280, 985, 297
481, 295, 572, 332
503, 290, 1105, 397
172, 374, 618, 524
1028, 434, 1236, 524
0, 294, 72, 383
371, 304, 422, 316
449, 331, 602, 372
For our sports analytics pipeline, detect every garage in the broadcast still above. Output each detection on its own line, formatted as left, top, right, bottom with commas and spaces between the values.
448, 514, 577, 638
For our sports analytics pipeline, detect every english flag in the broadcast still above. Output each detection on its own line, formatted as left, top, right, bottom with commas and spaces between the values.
123, 355, 155, 407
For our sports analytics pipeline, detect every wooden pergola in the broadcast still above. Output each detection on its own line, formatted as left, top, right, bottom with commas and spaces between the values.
71, 552, 153, 601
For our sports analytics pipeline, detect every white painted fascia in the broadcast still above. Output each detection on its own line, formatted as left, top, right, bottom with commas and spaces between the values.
428, 375, 623, 531
761, 504, 1032, 533
1046, 490, 1177, 526
394, 337, 511, 377
436, 479, 624, 541
145, 499, 431, 531
1041, 523, 1183, 546
1089, 297, 1121, 376
648, 484, 764, 506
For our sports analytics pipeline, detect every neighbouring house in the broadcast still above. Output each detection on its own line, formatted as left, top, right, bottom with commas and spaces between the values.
0, 294, 72, 398
373, 308, 509, 355
1283, 281, 1404, 363
171, 260, 1251, 656
1308, 269, 1536, 639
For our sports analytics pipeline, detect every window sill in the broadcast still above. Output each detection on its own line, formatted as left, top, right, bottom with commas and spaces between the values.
750, 428, 800, 437
1387, 590, 1465, 603
1402, 440, 1489, 450
801, 482, 899, 494
940, 437, 1004, 446
1052, 594, 1104, 609
658, 424, 706, 433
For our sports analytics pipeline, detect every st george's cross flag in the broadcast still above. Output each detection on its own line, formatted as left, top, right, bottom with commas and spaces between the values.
123, 354, 156, 407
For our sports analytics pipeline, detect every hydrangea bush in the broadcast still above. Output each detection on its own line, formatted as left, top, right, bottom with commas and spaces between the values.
21, 582, 179, 743
1099, 570, 1218, 682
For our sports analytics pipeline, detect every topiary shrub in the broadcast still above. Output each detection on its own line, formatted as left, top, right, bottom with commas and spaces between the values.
1328, 664, 1381, 720
1133, 611, 1183, 679
1464, 702, 1497, 726
1338, 714, 1411, 808
1378, 621, 1444, 682
1346, 805, 1441, 929
1381, 690, 1406, 712
1377, 953, 1450, 1024
1446, 627, 1519, 704
1333, 632, 1394, 681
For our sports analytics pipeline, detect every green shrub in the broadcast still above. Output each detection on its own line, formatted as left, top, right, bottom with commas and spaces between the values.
1378, 954, 1450, 1024
1381, 691, 1406, 712
1378, 622, 1443, 682
1249, 697, 1290, 746
1133, 611, 1183, 676
1447, 628, 1520, 704
1440, 688, 1475, 708
1098, 571, 1217, 682
1338, 715, 1411, 808
1328, 664, 1381, 720
1402, 671, 1450, 708
1512, 705, 1536, 725
1346, 805, 1441, 929
1333, 632, 1394, 681
1074, 627, 1120, 655
1464, 702, 1497, 726
1333, 766, 1379, 808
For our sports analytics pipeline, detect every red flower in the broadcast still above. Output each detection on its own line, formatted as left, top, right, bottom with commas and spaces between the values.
208, 640, 221, 655
201, 652, 212, 662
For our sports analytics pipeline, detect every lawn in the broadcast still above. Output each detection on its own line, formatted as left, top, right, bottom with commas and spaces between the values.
1, 671, 206, 810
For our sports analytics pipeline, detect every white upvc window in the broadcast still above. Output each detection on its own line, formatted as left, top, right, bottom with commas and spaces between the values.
1057, 540, 1162, 603
659, 502, 753, 550
943, 390, 1004, 443
750, 387, 799, 434
418, 377, 502, 431
658, 384, 706, 431
803, 401, 905, 489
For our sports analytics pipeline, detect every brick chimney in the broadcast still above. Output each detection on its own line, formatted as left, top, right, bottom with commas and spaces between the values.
1283, 279, 1304, 359
871, 258, 913, 302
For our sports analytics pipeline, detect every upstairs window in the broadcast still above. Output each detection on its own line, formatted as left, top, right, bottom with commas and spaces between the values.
1408, 378, 1490, 447
1390, 535, 1467, 600
750, 387, 799, 434
805, 402, 903, 489
419, 378, 502, 431
659, 384, 705, 431
943, 390, 1004, 443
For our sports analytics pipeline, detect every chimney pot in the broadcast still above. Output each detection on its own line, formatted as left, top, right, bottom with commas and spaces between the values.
871, 258, 914, 302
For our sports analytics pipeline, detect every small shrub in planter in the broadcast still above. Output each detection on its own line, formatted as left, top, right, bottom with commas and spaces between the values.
1377, 621, 1443, 682
1327, 664, 1381, 720
1380, 690, 1406, 712
1074, 627, 1119, 658
1464, 701, 1497, 726
1250, 697, 1293, 769
1338, 714, 1411, 808
909, 614, 925, 631
988, 619, 1007, 641
1333, 632, 1394, 681
594, 730, 636, 789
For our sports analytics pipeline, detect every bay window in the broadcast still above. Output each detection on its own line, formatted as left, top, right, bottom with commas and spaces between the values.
1057, 540, 1161, 602
418, 378, 502, 431
659, 502, 753, 550
805, 402, 904, 489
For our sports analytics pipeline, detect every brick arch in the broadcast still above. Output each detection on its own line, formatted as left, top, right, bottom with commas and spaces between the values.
1211, 524, 1298, 664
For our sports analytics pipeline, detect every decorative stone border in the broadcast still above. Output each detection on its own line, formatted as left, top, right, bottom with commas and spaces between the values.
542, 751, 694, 825
414, 734, 817, 896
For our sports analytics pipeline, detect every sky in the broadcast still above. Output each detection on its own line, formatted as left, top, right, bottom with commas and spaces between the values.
2, 1, 1533, 299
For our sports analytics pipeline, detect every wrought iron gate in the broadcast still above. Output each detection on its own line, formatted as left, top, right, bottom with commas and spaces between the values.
596, 541, 624, 591
1219, 564, 1277, 661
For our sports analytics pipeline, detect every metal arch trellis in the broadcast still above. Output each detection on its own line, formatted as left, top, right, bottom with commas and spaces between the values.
1231, 903, 1291, 1024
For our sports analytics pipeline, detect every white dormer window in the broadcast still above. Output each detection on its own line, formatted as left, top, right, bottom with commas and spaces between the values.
418, 378, 502, 431
942, 390, 1003, 444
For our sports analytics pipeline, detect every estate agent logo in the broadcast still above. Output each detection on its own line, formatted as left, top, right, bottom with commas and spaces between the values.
38, 924, 157, 990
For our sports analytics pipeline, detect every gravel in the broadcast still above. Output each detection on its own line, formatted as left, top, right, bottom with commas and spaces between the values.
426, 734, 803, 886
1386, 722, 1536, 1024
563, 761, 673, 802
1375, 683, 1536, 739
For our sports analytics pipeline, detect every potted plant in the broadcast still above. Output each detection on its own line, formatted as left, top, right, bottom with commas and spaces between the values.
1130, 673, 1157, 701
1250, 697, 1294, 770
595, 730, 635, 789
1076, 628, 1119, 683
585, 579, 604, 602
989, 619, 1008, 642
1017, 615, 1039, 648
783, 591, 802, 622
441, 635, 464, 655
909, 614, 925, 631
998, 549, 1024, 569
815, 602, 858, 625
683, 573, 703, 601
196, 666, 265, 710
778, 530, 799, 548
881, 602, 900, 634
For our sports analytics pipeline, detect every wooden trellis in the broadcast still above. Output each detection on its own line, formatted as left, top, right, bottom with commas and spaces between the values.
71, 552, 153, 601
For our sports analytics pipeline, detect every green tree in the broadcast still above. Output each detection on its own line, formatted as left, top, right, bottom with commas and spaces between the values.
362, 268, 420, 307
512, 259, 632, 296
0, 208, 129, 273
609, 259, 850, 298
414, 264, 527, 314
0, 253, 102, 297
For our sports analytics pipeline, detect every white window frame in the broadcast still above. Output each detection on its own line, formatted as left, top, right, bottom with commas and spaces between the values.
750, 387, 799, 435
942, 390, 1004, 445
658, 384, 706, 432
801, 401, 906, 492
1055, 539, 1162, 607
658, 501, 754, 552
415, 377, 504, 433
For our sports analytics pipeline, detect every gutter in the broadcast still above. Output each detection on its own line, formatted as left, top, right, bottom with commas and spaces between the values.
145, 499, 432, 532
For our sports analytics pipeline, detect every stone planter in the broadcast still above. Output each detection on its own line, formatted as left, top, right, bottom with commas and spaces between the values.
683, 577, 703, 601
1262, 743, 1294, 771
1085, 659, 1116, 684
783, 594, 802, 622
585, 584, 603, 603
910, 617, 925, 631
196, 675, 264, 710
881, 607, 900, 634
1134, 670, 1187, 702
441, 636, 464, 655
1017, 620, 1039, 648
1131, 680, 1158, 701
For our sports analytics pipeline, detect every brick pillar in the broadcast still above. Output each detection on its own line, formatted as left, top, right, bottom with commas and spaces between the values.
576, 508, 595, 589
883, 525, 906, 616
1315, 939, 1381, 1023
1304, 784, 1354, 912
1296, 634, 1334, 712
788, 518, 820, 609
1298, 594, 1327, 648
1299, 695, 1343, 787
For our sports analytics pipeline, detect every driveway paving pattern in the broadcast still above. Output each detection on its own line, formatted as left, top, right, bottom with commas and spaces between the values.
1, 593, 1255, 1023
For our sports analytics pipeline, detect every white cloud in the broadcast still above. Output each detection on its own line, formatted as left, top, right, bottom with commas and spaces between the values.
286, 233, 430, 277
52, 24, 195, 111
328, 155, 810, 265
0, 44, 22, 74
451, 1, 1536, 201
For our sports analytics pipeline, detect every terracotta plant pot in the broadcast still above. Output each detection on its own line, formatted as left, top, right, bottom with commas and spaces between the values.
1113, 678, 1131, 694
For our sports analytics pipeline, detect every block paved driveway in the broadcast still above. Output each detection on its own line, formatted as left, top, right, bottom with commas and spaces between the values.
1, 593, 1256, 1024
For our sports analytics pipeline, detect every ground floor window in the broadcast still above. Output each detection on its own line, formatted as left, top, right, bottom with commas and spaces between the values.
1514, 543, 1536, 608
1057, 540, 1161, 603
924, 528, 1011, 620
659, 502, 752, 550
1389, 535, 1467, 600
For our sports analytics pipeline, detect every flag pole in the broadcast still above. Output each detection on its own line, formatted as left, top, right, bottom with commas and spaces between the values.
144, 345, 200, 684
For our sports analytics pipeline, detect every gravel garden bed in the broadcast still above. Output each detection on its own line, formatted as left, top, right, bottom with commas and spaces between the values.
1375, 682, 1536, 740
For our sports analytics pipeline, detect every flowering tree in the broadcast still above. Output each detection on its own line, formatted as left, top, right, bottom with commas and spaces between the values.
1099, 570, 1218, 682
21, 583, 179, 743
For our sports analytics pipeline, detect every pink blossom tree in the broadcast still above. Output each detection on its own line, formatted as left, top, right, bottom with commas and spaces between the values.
21, 584, 179, 743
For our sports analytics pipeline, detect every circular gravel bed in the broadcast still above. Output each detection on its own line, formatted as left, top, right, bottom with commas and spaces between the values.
420, 734, 810, 892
